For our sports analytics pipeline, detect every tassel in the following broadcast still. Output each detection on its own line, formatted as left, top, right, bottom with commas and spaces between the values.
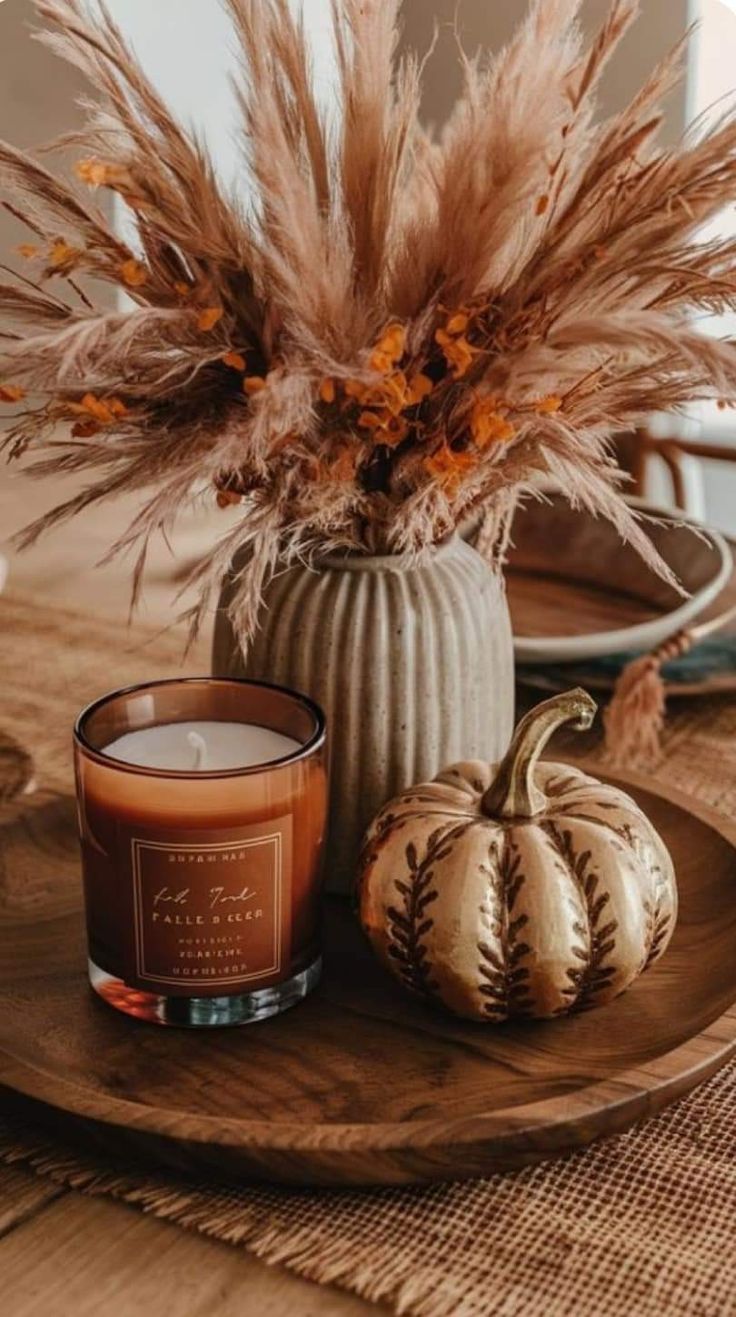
603, 629, 694, 769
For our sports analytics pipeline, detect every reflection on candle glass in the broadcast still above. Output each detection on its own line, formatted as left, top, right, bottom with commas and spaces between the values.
74, 679, 328, 1027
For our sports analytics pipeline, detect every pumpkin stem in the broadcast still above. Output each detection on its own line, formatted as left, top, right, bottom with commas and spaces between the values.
481, 689, 597, 819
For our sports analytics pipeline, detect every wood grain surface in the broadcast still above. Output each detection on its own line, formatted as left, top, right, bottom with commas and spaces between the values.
0, 773, 735, 1187
506, 493, 731, 648
0, 1192, 378, 1317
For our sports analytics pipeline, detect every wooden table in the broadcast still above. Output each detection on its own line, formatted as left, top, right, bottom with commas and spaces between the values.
0, 1163, 379, 1315
0, 464, 380, 1316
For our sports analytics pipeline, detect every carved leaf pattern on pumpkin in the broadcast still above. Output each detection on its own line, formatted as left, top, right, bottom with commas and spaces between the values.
544, 773, 584, 800
477, 839, 533, 1021
386, 823, 464, 1000
545, 823, 619, 1012
643, 865, 672, 970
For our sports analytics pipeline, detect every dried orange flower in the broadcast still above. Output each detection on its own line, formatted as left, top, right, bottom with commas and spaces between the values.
222, 350, 247, 371
445, 311, 470, 335
48, 238, 82, 274
173, 282, 191, 298
0, 384, 25, 403
75, 158, 134, 191
319, 378, 336, 404
470, 398, 515, 449
358, 410, 383, 430
370, 323, 406, 374
16, 243, 39, 260
357, 369, 425, 419
68, 393, 128, 424
120, 258, 147, 288
424, 443, 477, 494
244, 376, 266, 396
536, 194, 550, 216
435, 328, 478, 379
435, 309, 481, 378
75, 158, 109, 187
534, 394, 562, 415
342, 363, 432, 448
375, 371, 409, 415
358, 407, 408, 447
408, 373, 433, 404
197, 306, 224, 332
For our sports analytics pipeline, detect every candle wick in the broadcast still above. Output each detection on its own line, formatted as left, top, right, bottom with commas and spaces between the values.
187, 731, 209, 771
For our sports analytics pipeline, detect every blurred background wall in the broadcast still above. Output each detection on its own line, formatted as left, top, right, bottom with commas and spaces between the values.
0, 0, 90, 278
0, 0, 697, 251
402, 0, 691, 142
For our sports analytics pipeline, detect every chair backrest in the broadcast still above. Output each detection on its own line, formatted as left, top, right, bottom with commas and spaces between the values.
620, 427, 736, 518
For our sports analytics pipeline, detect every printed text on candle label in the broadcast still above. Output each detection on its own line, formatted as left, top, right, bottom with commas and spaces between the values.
130, 826, 289, 989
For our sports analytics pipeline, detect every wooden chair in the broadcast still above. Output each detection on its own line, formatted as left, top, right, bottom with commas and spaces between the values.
617, 425, 736, 516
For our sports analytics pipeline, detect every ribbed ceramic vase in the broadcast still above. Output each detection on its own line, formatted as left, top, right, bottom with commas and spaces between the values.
212, 536, 514, 894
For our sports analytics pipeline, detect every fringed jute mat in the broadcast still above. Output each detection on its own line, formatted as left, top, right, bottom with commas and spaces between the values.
1, 591, 735, 1317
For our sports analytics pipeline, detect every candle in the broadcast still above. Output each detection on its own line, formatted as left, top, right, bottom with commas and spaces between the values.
74, 679, 328, 1027
103, 722, 301, 772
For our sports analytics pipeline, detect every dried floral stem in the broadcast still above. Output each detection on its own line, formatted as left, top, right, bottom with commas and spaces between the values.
1, 0, 736, 642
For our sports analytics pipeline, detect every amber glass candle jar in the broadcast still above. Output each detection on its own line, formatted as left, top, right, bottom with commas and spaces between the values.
74, 678, 327, 1027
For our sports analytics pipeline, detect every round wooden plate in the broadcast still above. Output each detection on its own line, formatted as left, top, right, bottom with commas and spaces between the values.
506, 495, 732, 664
1, 774, 735, 1188
512, 534, 736, 699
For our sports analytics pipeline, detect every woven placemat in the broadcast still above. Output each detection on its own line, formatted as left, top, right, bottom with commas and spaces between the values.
1, 591, 735, 1317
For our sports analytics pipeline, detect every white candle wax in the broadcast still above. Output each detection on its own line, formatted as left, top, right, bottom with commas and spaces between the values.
102, 721, 301, 772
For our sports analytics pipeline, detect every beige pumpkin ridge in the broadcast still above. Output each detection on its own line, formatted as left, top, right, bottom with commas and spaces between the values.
358, 689, 677, 1022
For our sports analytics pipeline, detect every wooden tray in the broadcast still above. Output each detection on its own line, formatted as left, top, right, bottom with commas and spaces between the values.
512, 533, 736, 699
506, 495, 732, 664
1, 774, 736, 1188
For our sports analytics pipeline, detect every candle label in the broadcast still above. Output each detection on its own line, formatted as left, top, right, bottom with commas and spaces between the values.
121, 817, 293, 995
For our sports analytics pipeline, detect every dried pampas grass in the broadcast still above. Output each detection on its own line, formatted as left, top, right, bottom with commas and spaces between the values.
2, 0, 736, 640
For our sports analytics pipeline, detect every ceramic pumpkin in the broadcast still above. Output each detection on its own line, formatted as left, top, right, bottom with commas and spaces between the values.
358, 689, 677, 1022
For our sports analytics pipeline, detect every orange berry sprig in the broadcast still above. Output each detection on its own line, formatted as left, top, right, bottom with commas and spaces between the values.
46, 238, 83, 277
197, 306, 224, 332
19, 235, 136, 291
319, 322, 436, 454
435, 308, 480, 380
65, 393, 129, 438
75, 158, 146, 212
469, 398, 516, 450
369, 322, 406, 374
219, 350, 268, 399
119, 257, 147, 289
75, 159, 135, 192
423, 443, 478, 495
222, 350, 247, 372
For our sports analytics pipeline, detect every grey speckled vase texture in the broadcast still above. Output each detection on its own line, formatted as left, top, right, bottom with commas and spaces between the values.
212, 536, 514, 894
